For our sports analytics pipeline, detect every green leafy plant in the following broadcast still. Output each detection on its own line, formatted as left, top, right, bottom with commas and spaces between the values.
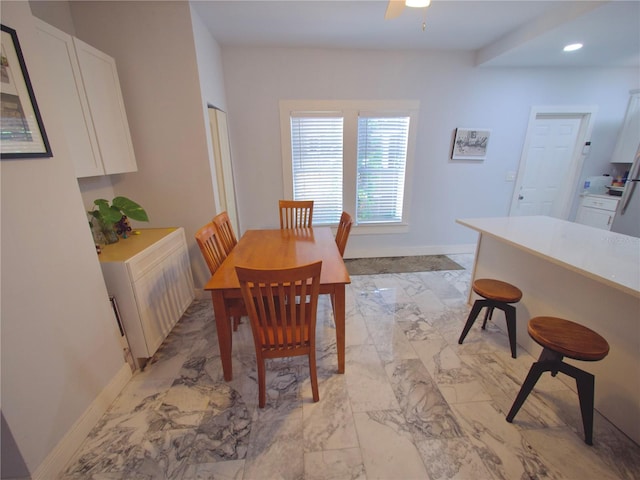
88, 196, 149, 243
89, 196, 149, 224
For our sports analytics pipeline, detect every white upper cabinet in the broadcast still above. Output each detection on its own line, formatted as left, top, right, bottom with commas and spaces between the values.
35, 20, 137, 177
36, 20, 102, 176
610, 90, 640, 164
73, 37, 137, 175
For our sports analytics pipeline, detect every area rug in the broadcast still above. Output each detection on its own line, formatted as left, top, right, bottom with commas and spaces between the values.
344, 255, 463, 275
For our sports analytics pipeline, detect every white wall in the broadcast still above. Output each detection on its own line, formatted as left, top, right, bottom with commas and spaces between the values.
1, 2, 127, 476
28, 0, 76, 35
190, 3, 233, 275
220, 46, 638, 257
68, 1, 223, 290
191, 4, 228, 114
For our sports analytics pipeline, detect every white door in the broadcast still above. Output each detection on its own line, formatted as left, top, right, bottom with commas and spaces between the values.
510, 107, 596, 218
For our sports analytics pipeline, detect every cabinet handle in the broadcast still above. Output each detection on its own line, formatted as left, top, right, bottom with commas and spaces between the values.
608, 216, 612, 226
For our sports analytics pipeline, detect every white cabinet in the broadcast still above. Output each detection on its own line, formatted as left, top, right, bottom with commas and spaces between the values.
73, 37, 137, 175
610, 90, 640, 164
35, 20, 137, 177
99, 228, 194, 364
575, 195, 620, 230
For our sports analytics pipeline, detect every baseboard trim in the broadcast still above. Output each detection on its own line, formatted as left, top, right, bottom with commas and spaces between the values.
32, 363, 132, 480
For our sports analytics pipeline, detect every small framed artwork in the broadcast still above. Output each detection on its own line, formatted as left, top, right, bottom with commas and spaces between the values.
451, 128, 490, 160
1, 24, 52, 159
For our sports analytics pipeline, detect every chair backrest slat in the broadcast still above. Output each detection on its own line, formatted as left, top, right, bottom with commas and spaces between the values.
335, 211, 353, 257
195, 222, 227, 275
212, 211, 238, 254
236, 261, 322, 352
279, 200, 314, 229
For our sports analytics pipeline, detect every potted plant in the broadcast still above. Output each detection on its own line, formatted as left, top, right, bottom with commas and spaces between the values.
88, 196, 149, 244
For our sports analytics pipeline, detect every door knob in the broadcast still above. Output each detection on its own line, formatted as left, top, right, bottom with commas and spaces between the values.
518, 195, 524, 200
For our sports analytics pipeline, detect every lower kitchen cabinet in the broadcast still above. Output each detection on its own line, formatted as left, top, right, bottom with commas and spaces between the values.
99, 228, 194, 366
575, 194, 620, 230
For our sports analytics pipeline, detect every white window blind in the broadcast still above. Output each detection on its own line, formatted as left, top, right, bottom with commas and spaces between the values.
290, 114, 344, 224
356, 116, 409, 224
282, 100, 418, 232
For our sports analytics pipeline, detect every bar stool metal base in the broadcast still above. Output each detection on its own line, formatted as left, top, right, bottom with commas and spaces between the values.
458, 299, 518, 358
506, 348, 596, 445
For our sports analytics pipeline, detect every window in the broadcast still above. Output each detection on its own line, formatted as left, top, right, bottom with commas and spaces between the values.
357, 115, 409, 224
290, 114, 343, 225
280, 100, 419, 231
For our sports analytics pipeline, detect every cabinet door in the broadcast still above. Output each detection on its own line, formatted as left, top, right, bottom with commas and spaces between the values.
132, 262, 174, 357
611, 91, 640, 164
128, 230, 194, 358
35, 20, 103, 177
73, 38, 138, 175
164, 240, 195, 319
576, 207, 614, 230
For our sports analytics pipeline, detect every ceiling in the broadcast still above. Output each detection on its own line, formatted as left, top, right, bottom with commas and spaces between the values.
191, 0, 640, 68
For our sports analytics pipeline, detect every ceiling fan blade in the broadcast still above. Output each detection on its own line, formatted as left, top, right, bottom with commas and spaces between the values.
385, 0, 405, 20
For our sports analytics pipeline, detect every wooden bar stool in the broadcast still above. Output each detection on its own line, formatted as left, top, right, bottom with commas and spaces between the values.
458, 278, 522, 358
506, 316, 609, 445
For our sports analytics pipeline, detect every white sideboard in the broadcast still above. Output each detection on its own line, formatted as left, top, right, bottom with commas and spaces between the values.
99, 228, 195, 366
35, 19, 137, 178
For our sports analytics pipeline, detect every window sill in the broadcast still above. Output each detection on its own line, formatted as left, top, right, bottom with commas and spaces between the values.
351, 223, 410, 235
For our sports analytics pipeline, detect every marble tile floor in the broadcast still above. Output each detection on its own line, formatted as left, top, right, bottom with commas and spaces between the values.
61, 254, 640, 479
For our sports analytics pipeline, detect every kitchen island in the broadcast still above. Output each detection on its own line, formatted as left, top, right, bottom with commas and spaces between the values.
457, 215, 640, 444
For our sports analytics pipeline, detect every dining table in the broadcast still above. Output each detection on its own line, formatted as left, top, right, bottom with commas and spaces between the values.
204, 226, 351, 381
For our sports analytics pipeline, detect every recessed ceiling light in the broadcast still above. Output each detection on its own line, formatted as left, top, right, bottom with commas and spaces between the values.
563, 43, 583, 52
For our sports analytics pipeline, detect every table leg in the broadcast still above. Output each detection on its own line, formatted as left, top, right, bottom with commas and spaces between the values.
211, 291, 232, 381
333, 285, 346, 373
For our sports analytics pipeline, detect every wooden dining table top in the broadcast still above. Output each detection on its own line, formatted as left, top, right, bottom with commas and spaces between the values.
204, 227, 351, 292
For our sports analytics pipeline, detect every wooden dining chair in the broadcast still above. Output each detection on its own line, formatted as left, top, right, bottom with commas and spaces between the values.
335, 211, 353, 257
236, 261, 322, 408
212, 211, 238, 255
279, 200, 314, 229
331, 211, 353, 315
195, 222, 245, 331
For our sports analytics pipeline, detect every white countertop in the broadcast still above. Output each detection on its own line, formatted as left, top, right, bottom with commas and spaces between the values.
457, 216, 640, 298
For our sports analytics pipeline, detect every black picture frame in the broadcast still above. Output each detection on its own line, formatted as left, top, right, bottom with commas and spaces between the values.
1, 24, 52, 159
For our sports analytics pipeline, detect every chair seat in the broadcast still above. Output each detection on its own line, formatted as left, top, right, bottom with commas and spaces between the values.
473, 278, 522, 303
528, 316, 610, 361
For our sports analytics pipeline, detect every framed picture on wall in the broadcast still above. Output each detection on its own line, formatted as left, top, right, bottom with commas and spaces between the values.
451, 128, 490, 160
1, 24, 52, 159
